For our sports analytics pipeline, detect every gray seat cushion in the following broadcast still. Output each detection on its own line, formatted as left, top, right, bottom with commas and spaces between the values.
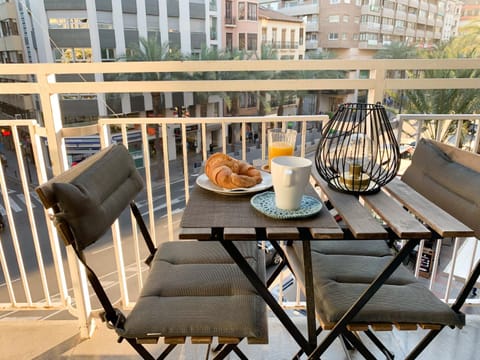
157, 240, 260, 263
309, 252, 464, 327
310, 240, 392, 257
123, 294, 268, 341
122, 241, 268, 342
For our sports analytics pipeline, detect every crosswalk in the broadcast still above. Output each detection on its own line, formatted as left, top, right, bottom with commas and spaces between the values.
0, 190, 40, 216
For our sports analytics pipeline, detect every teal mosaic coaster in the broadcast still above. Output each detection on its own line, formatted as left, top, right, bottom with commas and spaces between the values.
250, 191, 322, 219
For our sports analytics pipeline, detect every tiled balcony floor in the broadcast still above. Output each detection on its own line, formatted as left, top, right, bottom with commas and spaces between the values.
2, 312, 479, 359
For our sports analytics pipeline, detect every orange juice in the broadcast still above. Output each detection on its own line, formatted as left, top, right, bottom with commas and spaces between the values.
268, 141, 294, 167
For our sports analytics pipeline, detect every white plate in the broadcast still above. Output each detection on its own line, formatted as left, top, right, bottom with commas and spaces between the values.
196, 171, 272, 196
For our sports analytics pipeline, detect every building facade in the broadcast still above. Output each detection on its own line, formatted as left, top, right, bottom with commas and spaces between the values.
0, 0, 37, 120
259, 6, 305, 60
260, 0, 464, 58
21, 0, 223, 125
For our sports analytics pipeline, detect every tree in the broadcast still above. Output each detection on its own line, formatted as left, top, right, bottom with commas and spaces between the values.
119, 35, 183, 116
118, 35, 183, 178
374, 42, 418, 112
402, 42, 479, 144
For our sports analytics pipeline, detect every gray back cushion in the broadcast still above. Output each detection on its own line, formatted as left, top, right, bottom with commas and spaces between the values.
36, 144, 144, 250
402, 139, 480, 237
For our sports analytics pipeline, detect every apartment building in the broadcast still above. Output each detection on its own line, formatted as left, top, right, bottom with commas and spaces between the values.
223, 0, 260, 53
260, 0, 464, 58
459, 0, 480, 27
13, 0, 222, 125
0, 0, 37, 120
259, 6, 305, 59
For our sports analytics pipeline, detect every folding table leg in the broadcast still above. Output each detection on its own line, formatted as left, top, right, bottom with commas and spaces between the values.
219, 236, 313, 355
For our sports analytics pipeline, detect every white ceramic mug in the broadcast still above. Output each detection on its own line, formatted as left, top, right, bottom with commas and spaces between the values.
271, 156, 312, 210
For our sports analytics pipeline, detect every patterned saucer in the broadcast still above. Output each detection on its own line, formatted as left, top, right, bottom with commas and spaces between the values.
250, 191, 322, 219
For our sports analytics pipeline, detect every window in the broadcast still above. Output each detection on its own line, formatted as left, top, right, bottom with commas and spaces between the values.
101, 48, 116, 62
210, 16, 217, 40
225, 1, 233, 23
329, 33, 339, 40
330, 0, 340, 4
226, 32, 233, 52
48, 17, 89, 29
0, 19, 19, 36
54, 48, 92, 63
238, 2, 245, 20
262, 27, 267, 42
247, 33, 257, 50
272, 28, 277, 43
299, 28, 304, 45
98, 22, 113, 29
239, 33, 246, 50
329, 15, 340, 23
247, 3, 257, 20
343, 15, 349, 22
0, 51, 23, 63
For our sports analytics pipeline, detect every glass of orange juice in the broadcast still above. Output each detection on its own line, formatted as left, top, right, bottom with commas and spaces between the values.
268, 128, 297, 168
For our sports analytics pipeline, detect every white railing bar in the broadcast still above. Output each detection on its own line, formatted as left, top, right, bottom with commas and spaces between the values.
0, 222, 16, 305
140, 124, 156, 247
181, 124, 190, 203
17, 124, 53, 304
2, 58, 479, 75
444, 237, 461, 304
99, 129, 131, 308
2, 126, 33, 304
31, 135, 70, 306
430, 239, 444, 291
455, 120, 463, 148
161, 124, 174, 240
119, 124, 145, 291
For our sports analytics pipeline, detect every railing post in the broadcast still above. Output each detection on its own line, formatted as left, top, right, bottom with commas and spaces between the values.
37, 71, 95, 338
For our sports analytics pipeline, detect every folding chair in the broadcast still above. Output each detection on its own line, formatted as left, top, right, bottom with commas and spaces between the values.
284, 138, 480, 359
36, 144, 268, 360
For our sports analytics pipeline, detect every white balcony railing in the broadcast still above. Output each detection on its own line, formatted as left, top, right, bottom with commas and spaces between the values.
0, 59, 479, 337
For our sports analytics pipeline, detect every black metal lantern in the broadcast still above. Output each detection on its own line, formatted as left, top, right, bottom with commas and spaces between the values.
315, 103, 400, 194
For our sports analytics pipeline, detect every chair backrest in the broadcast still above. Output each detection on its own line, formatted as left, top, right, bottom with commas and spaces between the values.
36, 144, 144, 251
402, 138, 480, 238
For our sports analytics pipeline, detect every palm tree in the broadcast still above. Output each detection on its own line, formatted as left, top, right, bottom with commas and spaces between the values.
118, 35, 183, 178
374, 42, 418, 112
120, 36, 183, 116
402, 42, 479, 144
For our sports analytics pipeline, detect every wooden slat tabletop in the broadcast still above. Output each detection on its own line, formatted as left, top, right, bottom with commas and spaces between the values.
361, 188, 431, 239
312, 172, 388, 240
180, 184, 342, 240
384, 178, 474, 238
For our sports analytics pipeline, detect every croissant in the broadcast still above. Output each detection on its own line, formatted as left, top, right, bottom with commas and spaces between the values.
205, 153, 262, 189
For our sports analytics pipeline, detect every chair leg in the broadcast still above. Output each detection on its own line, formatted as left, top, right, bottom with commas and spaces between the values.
157, 344, 177, 360
124, 338, 156, 360
404, 328, 443, 360
212, 343, 247, 360
341, 333, 355, 350
363, 329, 395, 360
343, 331, 377, 360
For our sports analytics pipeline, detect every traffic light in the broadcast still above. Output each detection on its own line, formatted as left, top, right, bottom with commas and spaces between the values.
1, 128, 11, 136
